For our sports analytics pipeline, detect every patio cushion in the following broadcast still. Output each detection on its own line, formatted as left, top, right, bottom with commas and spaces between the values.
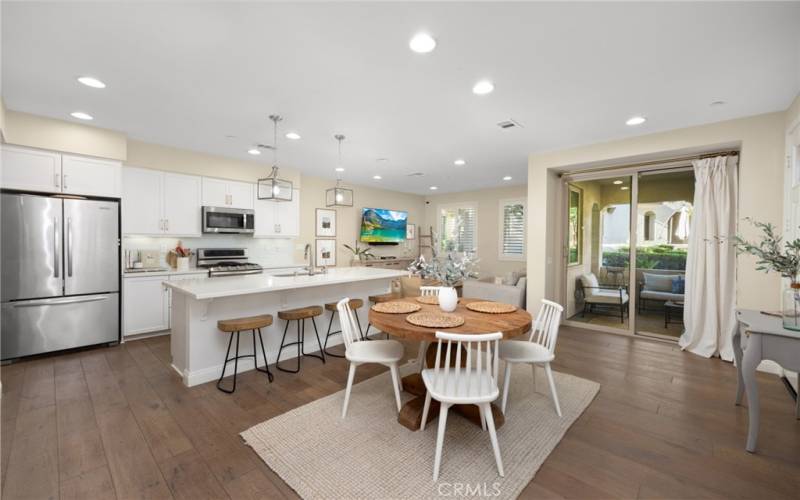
585, 289, 629, 304
579, 273, 600, 296
643, 273, 683, 292
640, 290, 684, 301
671, 275, 685, 294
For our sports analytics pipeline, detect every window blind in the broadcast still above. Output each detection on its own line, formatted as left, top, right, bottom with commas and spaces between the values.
501, 202, 525, 257
439, 205, 477, 253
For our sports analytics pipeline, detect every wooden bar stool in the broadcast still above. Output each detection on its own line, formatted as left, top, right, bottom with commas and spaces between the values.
216, 314, 274, 394
276, 305, 325, 373
323, 298, 364, 357
364, 293, 398, 340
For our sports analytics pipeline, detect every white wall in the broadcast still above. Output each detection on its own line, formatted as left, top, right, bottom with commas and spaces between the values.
528, 111, 787, 314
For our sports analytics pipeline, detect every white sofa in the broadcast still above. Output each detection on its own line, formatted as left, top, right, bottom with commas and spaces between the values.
638, 272, 685, 312
463, 277, 527, 309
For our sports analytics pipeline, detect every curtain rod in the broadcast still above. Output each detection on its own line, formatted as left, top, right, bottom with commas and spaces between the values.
559, 150, 739, 178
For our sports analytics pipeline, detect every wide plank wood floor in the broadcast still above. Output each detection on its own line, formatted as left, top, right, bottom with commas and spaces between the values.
2, 326, 799, 499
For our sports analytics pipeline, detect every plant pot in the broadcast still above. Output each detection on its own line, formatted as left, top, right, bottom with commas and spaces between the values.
176, 257, 190, 272
783, 283, 800, 331
439, 287, 458, 312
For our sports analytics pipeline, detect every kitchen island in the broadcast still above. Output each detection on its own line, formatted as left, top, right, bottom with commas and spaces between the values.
164, 267, 406, 386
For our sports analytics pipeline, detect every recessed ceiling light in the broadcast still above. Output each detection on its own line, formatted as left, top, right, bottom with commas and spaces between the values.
454, 159, 466, 166
625, 116, 646, 126
710, 100, 727, 107
247, 148, 261, 155
613, 180, 623, 185
409, 32, 436, 53
621, 186, 629, 191
285, 132, 301, 140
472, 80, 494, 95
503, 176, 512, 181
373, 175, 382, 180
335, 167, 345, 172
376, 158, 389, 163
70, 111, 93, 120
77, 76, 105, 89
429, 186, 438, 190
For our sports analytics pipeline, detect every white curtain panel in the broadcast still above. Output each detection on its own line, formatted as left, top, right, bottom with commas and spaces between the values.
680, 155, 738, 360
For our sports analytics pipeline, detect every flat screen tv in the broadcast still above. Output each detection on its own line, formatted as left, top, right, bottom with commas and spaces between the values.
360, 208, 408, 244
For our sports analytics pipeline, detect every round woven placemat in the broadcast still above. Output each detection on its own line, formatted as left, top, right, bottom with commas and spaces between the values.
405, 312, 465, 328
465, 301, 518, 314
415, 295, 439, 305
371, 301, 422, 314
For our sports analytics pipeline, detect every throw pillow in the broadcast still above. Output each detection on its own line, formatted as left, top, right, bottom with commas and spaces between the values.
671, 275, 685, 294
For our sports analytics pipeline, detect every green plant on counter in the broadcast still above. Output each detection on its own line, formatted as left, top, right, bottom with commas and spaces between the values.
343, 241, 375, 262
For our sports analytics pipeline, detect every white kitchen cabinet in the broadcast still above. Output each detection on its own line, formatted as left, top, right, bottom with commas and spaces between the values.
254, 188, 299, 237
123, 167, 163, 235
61, 154, 122, 198
163, 172, 202, 235
227, 180, 254, 210
201, 177, 229, 207
0, 145, 62, 193
122, 167, 201, 236
123, 276, 169, 336
202, 177, 254, 210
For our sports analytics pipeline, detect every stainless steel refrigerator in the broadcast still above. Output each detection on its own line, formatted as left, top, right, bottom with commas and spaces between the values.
1, 193, 120, 360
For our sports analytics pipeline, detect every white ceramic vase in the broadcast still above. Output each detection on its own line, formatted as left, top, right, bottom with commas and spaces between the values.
438, 287, 458, 312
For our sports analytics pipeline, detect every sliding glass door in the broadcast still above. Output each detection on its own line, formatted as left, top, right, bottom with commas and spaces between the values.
562, 166, 695, 341
564, 177, 632, 333
633, 169, 694, 339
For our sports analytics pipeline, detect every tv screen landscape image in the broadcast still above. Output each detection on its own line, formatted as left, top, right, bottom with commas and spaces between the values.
360, 208, 408, 243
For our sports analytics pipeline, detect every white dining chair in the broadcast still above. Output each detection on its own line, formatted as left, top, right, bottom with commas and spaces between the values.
414, 286, 440, 369
499, 299, 564, 417
420, 331, 504, 481
338, 298, 405, 419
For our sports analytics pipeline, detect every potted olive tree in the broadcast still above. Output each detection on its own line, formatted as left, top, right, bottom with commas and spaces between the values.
735, 219, 800, 330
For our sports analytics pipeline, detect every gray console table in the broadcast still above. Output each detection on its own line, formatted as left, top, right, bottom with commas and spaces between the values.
733, 309, 800, 452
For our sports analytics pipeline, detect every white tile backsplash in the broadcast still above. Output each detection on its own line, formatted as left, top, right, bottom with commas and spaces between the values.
123, 235, 298, 269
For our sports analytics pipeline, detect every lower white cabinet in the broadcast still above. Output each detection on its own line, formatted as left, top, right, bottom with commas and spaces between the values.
123, 276, 169, 336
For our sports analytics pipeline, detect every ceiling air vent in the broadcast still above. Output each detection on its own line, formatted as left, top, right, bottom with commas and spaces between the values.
497, 119, 523, 130
407, 172, 425, 177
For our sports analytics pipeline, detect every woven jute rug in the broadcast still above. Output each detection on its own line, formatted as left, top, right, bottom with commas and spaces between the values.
241, 363, 599, 499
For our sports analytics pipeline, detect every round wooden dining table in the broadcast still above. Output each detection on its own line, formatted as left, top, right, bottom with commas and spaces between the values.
368, 297, 533, 431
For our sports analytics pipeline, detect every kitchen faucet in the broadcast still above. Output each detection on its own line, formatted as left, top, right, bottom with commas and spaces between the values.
304, 243, 317, 275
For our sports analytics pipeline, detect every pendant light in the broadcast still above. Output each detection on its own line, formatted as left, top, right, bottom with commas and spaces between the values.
257, 114, 293, 201
326, 134, 354, 207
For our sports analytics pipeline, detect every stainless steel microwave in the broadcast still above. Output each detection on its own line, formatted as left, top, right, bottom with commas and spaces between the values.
202, 206, 255, 234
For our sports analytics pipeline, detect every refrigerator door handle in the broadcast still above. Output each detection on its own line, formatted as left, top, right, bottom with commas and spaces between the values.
54, 217, 60, 278
67, 217, 73, 277
8, 295, 109, 307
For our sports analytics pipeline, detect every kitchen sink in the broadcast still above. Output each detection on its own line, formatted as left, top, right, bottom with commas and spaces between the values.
271, 271, 311, 277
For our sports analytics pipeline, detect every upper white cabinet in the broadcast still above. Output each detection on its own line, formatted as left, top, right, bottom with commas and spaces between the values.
254, 188, 300, 237
163, 173, 202, 235
123, 167, 163, 235
0, 146, 61, 193
122, 167, 201, 236
1, 146, 120, 198
61, 155, 122, 198
202, 177, 253, 210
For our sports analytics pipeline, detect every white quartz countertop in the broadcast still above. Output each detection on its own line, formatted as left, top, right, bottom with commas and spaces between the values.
123, 267, 209, 278
164, 267, 406, 300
